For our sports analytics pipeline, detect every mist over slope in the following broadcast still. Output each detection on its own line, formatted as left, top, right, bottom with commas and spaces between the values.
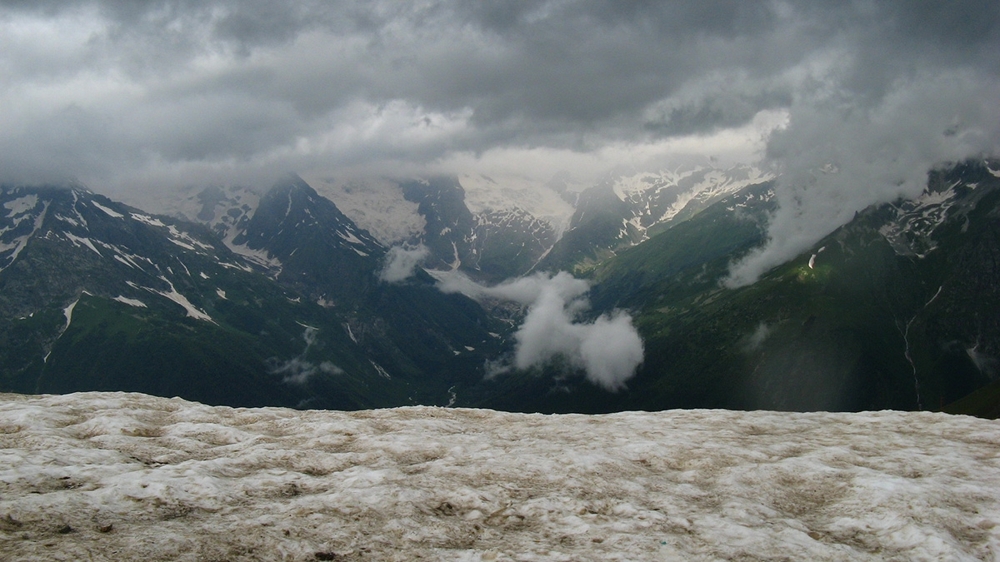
1, 392, 998, 561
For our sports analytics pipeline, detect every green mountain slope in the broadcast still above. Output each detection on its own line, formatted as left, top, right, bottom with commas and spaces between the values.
472, 160, 1000, 415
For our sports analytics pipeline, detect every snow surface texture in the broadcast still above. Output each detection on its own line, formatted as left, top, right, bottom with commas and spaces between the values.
1, 393, 999, 561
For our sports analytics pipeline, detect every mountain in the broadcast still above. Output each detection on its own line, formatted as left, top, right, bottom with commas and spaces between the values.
534, 163, 773, 274
469, 206, 559, 280
0, 184, 307, 406
610, 163, 774, 238
472, 159, 1000, 415
0, 178, 505, 410
229, 175, 507, 406
233, 174, 384, 299
398, 176, 478, 272
3, 160, 999, 418
293, 163, 769, 282
394, 176, 561, 281
531, 183, 643, 274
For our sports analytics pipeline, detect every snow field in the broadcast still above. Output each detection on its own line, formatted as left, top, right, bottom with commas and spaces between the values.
0, 392, 998, 561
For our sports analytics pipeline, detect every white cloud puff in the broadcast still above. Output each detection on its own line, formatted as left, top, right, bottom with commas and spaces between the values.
379, 244, 430, 283
439, 271, 644, 391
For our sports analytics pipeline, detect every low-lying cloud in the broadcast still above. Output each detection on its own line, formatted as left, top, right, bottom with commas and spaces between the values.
268, 325, 344, 384
269, 358, 343, 385
439, 271, 644, 391
379, 244, 430, 283
725, 69, 1000, 287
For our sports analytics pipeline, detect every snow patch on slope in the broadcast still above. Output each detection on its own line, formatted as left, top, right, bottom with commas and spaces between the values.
91, 200, 123, 218
3, 195, 38, 217
61, 299, 78, 332
113, 296, 147, 308
63, 232, 102, 257
129, 213, 165, 227
216, 216, 281, 275
145, 277, 213, 322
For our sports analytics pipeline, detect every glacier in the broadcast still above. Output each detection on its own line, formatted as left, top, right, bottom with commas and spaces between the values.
0, 392, 998, 561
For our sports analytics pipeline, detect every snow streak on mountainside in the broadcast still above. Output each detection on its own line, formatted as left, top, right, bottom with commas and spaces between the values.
1, 392, 998, 561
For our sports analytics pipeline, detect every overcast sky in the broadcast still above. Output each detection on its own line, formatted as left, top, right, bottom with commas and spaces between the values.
2, 1, 999, 277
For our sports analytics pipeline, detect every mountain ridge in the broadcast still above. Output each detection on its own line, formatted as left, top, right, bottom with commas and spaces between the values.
2, 159, 999, 417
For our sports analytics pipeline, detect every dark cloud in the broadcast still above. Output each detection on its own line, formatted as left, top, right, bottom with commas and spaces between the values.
0, 0, 996, 205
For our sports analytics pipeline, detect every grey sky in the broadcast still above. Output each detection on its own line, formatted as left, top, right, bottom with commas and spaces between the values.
2, 1, 999, 272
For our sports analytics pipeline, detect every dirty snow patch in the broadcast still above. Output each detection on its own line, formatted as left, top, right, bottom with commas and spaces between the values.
168, 238, 196, 251
0, 393, 998, 561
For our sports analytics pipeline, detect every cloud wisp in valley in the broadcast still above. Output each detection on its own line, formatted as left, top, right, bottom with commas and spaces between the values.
379, 244, 430, 283
438, 271, 644, 391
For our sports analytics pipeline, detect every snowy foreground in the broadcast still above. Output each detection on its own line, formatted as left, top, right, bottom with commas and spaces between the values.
1, 393, 999, 561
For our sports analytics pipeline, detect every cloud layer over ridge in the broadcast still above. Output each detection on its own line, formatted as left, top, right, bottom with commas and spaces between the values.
1, 1, 998, 280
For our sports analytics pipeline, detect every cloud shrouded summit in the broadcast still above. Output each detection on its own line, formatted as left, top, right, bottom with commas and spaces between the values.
1, 1, 998, 276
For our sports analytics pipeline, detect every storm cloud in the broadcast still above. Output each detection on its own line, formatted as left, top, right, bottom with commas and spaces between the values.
1, 1, 998, 247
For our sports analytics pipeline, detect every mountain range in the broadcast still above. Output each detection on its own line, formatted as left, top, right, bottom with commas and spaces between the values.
2, 159, 998, 417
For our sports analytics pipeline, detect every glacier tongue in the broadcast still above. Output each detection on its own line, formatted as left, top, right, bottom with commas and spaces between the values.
1, 392, 998, 561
